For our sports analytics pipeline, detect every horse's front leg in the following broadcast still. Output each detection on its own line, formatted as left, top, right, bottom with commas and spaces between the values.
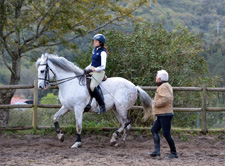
53, 106, 69, 142
71, 108, 83, 148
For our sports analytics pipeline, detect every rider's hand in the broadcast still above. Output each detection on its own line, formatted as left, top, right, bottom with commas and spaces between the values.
84, 69, 93, 74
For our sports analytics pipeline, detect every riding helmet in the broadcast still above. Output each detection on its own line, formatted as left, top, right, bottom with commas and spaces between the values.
93, 34, 105, 44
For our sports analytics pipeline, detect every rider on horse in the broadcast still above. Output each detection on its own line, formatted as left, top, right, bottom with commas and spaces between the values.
84, 34, 107, 114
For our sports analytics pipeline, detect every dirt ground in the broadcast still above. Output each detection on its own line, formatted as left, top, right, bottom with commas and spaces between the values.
0, 132, 224, 166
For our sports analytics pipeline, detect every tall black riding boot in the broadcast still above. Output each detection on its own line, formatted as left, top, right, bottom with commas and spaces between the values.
164, 135, 178, 158
93, 87, 106, 114
149, 132, 161, 157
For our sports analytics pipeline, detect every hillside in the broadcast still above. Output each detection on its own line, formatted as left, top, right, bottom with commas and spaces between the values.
135, 0, 225, 42
130, 0, 225, 88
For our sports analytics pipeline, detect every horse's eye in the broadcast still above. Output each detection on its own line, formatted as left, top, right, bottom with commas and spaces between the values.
41, 70, 44, 73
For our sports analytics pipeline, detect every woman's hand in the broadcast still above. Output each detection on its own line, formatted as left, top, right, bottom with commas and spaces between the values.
84, 69, 92, 74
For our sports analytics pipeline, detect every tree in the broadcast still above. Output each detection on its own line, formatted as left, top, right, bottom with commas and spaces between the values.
0, 0, 153, 125
205, 39, 225, 104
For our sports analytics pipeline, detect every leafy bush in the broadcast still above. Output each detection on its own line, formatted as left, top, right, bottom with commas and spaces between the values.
40, 93, 58, 104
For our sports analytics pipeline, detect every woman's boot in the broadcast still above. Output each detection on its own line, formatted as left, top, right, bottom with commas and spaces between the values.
93, 87, 106, 113
164, 135, 178, 158
149, 132, 161, 157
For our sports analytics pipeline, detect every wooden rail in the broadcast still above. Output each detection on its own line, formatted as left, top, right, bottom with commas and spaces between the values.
0, 84, 34, 89
0, 81, 225, 133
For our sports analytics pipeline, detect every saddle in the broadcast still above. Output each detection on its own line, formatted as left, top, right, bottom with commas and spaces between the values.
84, 74, 107, 112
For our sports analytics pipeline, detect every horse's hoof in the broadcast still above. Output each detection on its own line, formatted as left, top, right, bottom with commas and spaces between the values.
114, 142, 120, 147
110, 140, 117, 146
110, 137, 117, 146
57, 133, 64, 142
121, 136, 126, 142
71, 142, 82, 148
110, 133, 117, 146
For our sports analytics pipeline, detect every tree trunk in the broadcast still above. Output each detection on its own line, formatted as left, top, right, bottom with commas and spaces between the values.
0, 56, 21, 126
0, 89, 15, 126
0, 1, 22, 126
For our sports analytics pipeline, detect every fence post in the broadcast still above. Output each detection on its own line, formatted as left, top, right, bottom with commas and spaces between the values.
201, 85, 207, 134
33, 80, 38, 131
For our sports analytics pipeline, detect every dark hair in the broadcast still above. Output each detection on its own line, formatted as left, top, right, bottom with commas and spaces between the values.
100, 42, 108, 54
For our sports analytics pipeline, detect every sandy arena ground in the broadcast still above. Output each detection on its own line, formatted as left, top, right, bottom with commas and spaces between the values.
0, 132, 224, 166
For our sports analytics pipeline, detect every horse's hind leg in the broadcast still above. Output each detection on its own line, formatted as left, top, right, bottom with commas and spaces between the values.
53, 106, 69, 142
111, 109, 130, 146
121, 117, 131, 142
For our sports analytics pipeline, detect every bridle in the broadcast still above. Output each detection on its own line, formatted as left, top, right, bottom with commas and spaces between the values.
38, 63, 86, 87
38, 63, 52, 87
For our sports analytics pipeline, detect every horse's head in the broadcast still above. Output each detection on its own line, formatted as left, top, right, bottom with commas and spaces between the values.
36, 53, 85, 89
36, 53, 55, 89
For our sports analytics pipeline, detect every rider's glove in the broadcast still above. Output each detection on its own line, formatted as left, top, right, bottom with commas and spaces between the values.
84, 69, 92, 74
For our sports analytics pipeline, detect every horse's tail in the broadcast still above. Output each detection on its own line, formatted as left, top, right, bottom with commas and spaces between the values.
136, 86, 154, 122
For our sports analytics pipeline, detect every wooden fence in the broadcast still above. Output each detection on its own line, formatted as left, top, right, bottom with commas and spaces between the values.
0, 80, 225, 133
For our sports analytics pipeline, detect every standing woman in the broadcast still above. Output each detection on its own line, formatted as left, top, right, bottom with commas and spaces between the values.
149, 70, 178, 158
84, 34, 107, 114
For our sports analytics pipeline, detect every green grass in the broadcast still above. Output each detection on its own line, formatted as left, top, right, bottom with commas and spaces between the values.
179, 135, 190, 142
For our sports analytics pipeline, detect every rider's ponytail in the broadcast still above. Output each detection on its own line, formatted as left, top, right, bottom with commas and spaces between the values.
100, 42, 109, 55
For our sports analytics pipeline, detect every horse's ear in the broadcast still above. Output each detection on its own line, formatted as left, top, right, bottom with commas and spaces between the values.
41, 54, 45, 59
41, 53, 48, 61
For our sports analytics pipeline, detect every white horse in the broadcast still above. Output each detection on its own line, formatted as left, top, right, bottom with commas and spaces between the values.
36, 53, 153, 148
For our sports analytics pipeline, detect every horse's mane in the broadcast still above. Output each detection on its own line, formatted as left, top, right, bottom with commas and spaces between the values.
36, 53, 84, 75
